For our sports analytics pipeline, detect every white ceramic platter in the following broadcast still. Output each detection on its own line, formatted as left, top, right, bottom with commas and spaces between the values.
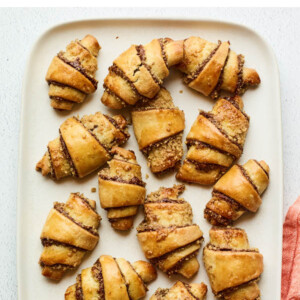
17, 18, 282, 299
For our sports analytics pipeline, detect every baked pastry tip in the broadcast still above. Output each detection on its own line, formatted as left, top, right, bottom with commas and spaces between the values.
39, 193, 101, 280
46, 34, 101, 110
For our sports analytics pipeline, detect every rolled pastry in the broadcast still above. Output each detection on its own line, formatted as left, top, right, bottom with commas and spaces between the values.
46, 34, 101, 110
203, 227, 263, 299
98, 147, 146, 230
36, 112, 129, 180
176, 96, 249, 185
150, 281, 207, 300
132, 88, 185, 173
178, 36, 260, 98
39, 193, 101, 280
65, 255, 157, 300
137, 184, 203, 278
205, 159, 270, 226
101, 38, 183, 109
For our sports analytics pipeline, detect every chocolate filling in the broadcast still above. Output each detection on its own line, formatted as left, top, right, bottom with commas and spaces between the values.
142, 131, 183, 154
109, 64, 149, 102
92, 260, 105, 300
206, 244, 259, 253
57, 53, 98, 89
54, 203, 99, 236
49, 96, 74, 105
103, 114, 130, 140
103, 84, 127, 107
186, 159, 228, 172
75, 274, 84, 300
254, 159, 269, 178
76, 41, 95, 57
145, 198, 186, 204
98, 174, 145, 187
223, 97, 250, 121
75, 117, 111, 154
127, 260, 148, 292
186, 139, 236, 160
210, 49, 231, 99
41, 238, 86, 251
137, 223, 192, 233
235, 54, 245, 95
111, 157, 139, 167
185, 41, 221, 84
150, 238, 204, 271
200, 111, 243, 151
159, 38, 169, 68
216, 278, 260, 298
238, 165, 260, 195
212, 190, 248, 211
165, 249, 200, 276
204, 207, 232, 226
47, 80, 87, 95
113, 258, 132, 300
75, 192, 97, 212
39, 261, 74, 270
47, 147, 56, 180
184, 282, 201, 300
155, 288, 169, 298
59, 131, 78, 177
136, 45, 162, 85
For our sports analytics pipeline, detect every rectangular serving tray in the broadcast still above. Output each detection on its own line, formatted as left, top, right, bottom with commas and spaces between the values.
17, 18, 283, 299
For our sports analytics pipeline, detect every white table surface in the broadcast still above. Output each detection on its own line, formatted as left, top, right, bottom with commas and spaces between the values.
0, 7, 299, 298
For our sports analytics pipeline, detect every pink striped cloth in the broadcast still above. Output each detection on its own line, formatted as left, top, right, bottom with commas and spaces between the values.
282, 197, 300, 300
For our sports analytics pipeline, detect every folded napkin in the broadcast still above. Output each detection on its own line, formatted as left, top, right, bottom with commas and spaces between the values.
282, 197, 300, 300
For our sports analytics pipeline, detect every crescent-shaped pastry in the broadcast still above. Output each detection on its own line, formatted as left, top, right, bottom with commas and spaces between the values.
176, 95, 249, 185
98, 147, 146, 230
205, 159, 270, 225
39, 193, 101, 280
46, 34, 101, 110
36, 112, 129, 180
203, 227, 263, 299
132, 88, 185, 173
137, 184, 203, 278
178, 36, 260, 98
150, 281, 207, 300
65, 255, 157, 300
101, 38, 183, 109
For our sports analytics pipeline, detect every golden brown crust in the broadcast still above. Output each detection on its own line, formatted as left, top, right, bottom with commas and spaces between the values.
132, 88, 185, 173
98, 147, 146, 230
150, 281, 207, 300
203, 227, 263, 298
36, 112, 129, 180
46, 35, 100, 110
205, 159, 270, 225
176, 96, 249, 185
137, 184, 203, 278
39, 193, 101, 280
101, 38, 183, 108
179, 36, 260, 98
64, 255, 157, 300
